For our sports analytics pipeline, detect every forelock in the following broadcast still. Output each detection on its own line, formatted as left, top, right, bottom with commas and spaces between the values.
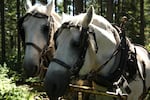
27, 3, 47, 15
62, 13, 86, 26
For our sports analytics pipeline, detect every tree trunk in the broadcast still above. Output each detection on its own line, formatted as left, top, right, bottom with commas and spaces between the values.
63, 0, 67, 13
83, 0, 86, 12
117, 0, 120, 24
98, 0, 102, 15
74, 0, 83, 15
17, 0, 21, 68
73, 0, 75, 15
106, 0, 113, 22
40, 0, 47, 4
55, 0, 57, 12
32, 0, 35, 4
140, 0, 145, 45
1, 0, 5, 64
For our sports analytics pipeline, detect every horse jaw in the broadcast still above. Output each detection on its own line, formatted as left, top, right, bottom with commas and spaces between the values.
25, 0, 32, 10
46, 0, 55, 16
81, 5, 94, 27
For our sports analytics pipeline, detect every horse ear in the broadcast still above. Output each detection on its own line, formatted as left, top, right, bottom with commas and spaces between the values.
62, 13, 71, 23
25, 0, 32, 10
46, 0, 55, 16
82, 5, 94, 27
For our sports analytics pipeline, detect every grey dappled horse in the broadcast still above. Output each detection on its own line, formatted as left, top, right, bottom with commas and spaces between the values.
44, 6, 150, 100
18, 0, 61, 77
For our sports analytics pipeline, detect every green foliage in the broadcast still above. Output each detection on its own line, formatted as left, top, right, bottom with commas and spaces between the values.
0, 0, 25, 67
145, 33, 150, 50
25, 77, 42, 83
145, 0, 150, 47
0, 64, 34, 100
145, 91, 150, 100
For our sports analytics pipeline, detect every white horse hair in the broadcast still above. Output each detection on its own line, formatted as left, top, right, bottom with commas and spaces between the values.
44, 5, 150, 100
61, 7, 121, 76
25, 0, 61, 31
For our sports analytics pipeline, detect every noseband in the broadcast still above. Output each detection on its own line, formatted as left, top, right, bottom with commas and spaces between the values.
52, 22, 97, 76
18, 11, 55, 76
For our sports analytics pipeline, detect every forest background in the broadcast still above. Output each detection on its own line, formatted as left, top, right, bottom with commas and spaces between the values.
0, 0, 150, 99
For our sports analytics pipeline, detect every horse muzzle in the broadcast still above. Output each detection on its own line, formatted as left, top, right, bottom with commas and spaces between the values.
23, 49, 40, 77
44, 62, 70, 98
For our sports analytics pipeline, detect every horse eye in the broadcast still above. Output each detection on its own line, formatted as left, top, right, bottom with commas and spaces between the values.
71, 40, 80, 47
42, 24, 49, 33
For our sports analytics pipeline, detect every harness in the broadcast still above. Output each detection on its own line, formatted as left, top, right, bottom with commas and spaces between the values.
87, 27, 137, 94
18, 11, 55, 77
52, 22, 93, 75
19, 13, 147, 98
52, 21, 147, 98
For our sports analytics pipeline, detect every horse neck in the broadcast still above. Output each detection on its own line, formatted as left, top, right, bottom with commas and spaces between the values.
81, 24, 120, 76
48, 12, 61, 47
51, 12, 61, 31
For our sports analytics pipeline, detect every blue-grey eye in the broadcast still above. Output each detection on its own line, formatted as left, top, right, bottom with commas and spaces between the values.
71, 39, 80, 47
42, 24, 49, 33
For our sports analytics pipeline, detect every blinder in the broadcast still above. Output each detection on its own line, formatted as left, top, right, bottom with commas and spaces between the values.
54, 22, 86, 49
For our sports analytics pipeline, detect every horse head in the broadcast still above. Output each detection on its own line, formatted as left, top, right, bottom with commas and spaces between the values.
19, 0, 61, 77
44, 5, 121, 98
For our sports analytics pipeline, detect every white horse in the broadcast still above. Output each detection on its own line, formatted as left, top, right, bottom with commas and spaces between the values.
19, 0, 61, 77
44, 6, 150, 100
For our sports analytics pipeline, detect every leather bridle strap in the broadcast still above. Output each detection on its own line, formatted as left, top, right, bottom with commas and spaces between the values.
51, 58, 71, 70
51, 23, 91, 76
26, 42, 42, 53
23, 13, 50, 53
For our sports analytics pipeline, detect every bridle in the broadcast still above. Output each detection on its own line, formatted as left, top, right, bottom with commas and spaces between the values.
18, 11, 52, 53
18, 11, 55, 76
52, 22, 126, 82
51, 19, 146, 97
52, 22, 98, 76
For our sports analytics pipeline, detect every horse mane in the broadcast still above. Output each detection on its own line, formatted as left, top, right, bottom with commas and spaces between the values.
61, 13, 86, 25
61, 13, 121, 53
92, 15, 121, 45
26, 3, 48, 15
26, 2, 61, 31
62, 13, 117, 32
